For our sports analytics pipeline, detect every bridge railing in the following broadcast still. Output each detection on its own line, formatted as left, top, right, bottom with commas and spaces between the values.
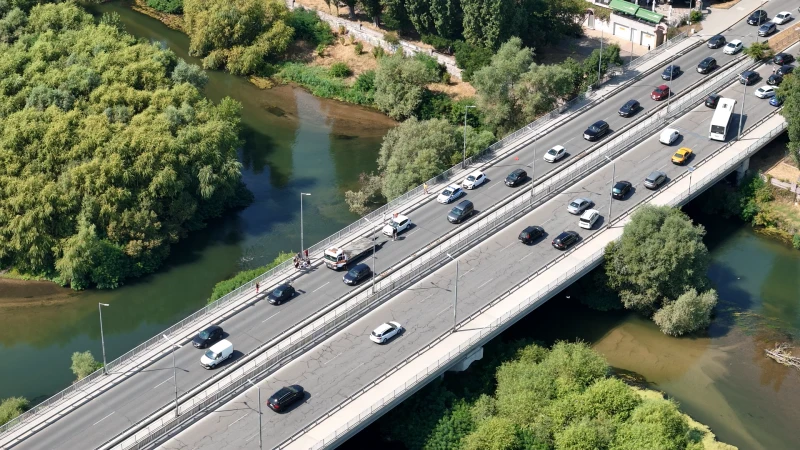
292, 112, 789, 450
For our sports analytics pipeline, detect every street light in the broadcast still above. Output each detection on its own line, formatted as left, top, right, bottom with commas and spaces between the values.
246, 379, 262, 450
530, 137, 537, 206
604, 155, 615, 228
597, 27, 604, 86
463, 105, 476, 169
300, 193, 311, 260
99, 303, 110, 375
363, 213, 383, 294
687, 166, 696, 196
737, 82, 747, 141
667, 50, 676, 113
445, 253, 458, 333
163, 334, 182, 418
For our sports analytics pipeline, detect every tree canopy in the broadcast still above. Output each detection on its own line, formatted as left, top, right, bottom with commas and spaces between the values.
778, 73, 800, 166
0, 3, 246, 289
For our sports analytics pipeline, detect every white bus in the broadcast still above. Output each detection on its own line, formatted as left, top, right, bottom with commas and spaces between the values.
709, 97, 737, 141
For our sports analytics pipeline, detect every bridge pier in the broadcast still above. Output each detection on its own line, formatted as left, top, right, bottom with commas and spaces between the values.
448, 346, 483, 372
735, 156, 750, 183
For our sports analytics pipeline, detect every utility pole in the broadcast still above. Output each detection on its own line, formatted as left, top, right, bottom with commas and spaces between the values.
604, 155, 615, 228
99, 303, 110, 374
446, 253, 458, 333
300, 193, 311, 259
463, 105, 476, 169
737, 83, 747, 141
163, 334, 182, 418
530, 137, 537, 206
246, 379, 262, 450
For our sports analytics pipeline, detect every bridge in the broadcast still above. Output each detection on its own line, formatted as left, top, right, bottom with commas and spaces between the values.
1, 0, 795, 448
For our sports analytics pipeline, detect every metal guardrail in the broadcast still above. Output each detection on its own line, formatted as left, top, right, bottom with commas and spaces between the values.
0, 26, 697, 440
627, 32, 689, 71
288, 111, 789, 450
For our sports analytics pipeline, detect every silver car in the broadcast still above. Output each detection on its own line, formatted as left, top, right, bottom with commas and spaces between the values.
567, 198, 592, 215
644, 171, 667, 190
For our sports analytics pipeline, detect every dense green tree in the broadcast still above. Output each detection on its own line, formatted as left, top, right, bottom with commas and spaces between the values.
461, 0, 515, 49
424, 400, 475, 450
462, 416, 520, 450
604, 205, 711, 315
405, 0, 434, 35
611, 399, 689, 450
380, 380, 456, 450
70, 351, 102, 380
779, 73, 800, 165
515, 62, 575, 121
653, 288, 718, 336
380, 0, 410, 31
359, 0, 383, 25
171, 59, 209, 89
471, 37, 532, 131
554, 417, 611, 450
147, 0, 183, 14
579, 378, 641, 421
453, 40, 493, 81
373, 52, 439, 119
0, 397, 28, 426
430, 0, 462, 38
582, 44, 623, 89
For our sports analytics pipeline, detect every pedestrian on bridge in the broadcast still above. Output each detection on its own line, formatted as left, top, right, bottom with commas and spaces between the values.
256, 282, 260, 294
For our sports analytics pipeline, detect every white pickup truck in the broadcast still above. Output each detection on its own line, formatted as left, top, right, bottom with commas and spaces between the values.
323, 237, 374, 270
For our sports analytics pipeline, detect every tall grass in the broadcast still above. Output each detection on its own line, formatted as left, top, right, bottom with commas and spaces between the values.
275, 63, 374, 105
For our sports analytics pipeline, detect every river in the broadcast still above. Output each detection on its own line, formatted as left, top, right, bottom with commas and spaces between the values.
0, 1, 394, 403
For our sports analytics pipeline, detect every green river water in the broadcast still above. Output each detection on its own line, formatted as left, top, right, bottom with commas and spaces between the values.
1, 4, 798, 449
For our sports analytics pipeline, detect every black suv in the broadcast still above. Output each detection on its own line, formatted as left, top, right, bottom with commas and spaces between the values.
552, 231, 579, 250
661, 65, 681, 80
343, 263, 371, 285
740, 70, 760, 85
447, 200, 474, 224
268, 385, 304, 412
707, 35, 726, 49
192, 325, 223, 349
268, 283, 296, 305
773, 53, 795, 65
518, 226, 544, 245
611, 180, 632, 199
583, 120, 609, 141
705, 93, 721, 108
747, 10, 768, 25
505, 169, 527, 187
696, 57, 717, 74
777, 65, 794, 76
618, 99, 640, 117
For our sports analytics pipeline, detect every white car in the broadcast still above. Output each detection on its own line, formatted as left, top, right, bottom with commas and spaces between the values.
462, 170, 487, 189
579, 209, 600, 229
723, 39, 743, 55
544, 145, 566, 163
437, 184, 464, 204
370, 321, 402, 344
773, 11, 792, 24
659, 128, 680, 145
382, 214, 410, 236
567, 198, 592, 215
754, 86, 776, 98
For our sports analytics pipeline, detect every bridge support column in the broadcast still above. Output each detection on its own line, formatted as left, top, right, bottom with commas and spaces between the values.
448, 347, 483, 372
736, 157, 750, 183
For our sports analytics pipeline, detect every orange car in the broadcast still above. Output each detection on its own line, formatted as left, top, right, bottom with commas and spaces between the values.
671, 148, 693, 165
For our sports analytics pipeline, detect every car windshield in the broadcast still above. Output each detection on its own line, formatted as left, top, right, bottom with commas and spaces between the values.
548, 149, 558, 155
612, 187, 622, 194
673, 152, 684, 158
510, 171, 520, 178
273, 287, 285, 296
466, 175, 475, 181
347, 268, 360, 277
451, 208, 463, 216
569, 201, 580, 208
441, 189, 452, 196
589, 125, 600, 132
647, 174, 658, 182
654, 88, 664, 94
199, 330, 210, 339
204, 350, 218, 360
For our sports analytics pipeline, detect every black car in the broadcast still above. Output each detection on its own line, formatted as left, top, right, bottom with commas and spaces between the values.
707, 34, 726, 49
192, 325, 223, 349
611, 180, 632, 200
696, 57, 717, 74
268, 283, 296, 305
618, 99, 640, 117
518, 225, 544, 245
705, 93, 721, 108
447, 200, 474, 224
661, 65, 681, 80
268, 385, 304, 412
505, 169, 527, 187
767, 74, 783, 85
740, 70, 760, 85
747, 9, 768, 25
773, 53, 795, 65
758, 22, 777, 37
583, 120, 609, 141
777, 65, 794, 76
343, 263, 371, 285
552, 231, 579, 250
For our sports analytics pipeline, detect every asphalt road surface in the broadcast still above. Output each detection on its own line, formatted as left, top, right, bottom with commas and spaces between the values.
16, 2, 795, 447
161, 57, 784, 449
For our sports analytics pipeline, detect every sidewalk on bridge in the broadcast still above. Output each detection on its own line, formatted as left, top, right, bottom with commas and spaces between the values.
282, 113, 788, 450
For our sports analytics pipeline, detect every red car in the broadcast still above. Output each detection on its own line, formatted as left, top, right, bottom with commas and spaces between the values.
651, 84, 670, 101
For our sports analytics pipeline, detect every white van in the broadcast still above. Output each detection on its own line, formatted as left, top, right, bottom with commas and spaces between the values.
200, 339, 233, 369
579, 209, 600, 230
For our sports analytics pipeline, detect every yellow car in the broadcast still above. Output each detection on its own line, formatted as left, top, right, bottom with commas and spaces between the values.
671, 147, 692, 165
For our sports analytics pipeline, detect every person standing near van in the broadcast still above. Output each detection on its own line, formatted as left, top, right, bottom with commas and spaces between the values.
392, 227, 398, 241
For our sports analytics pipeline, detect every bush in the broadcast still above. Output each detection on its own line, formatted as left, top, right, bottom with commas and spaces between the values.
793, 234, 800, 250
372, 46, 386, 58
0, 397, 29, 426
316, 43, 327, 57
147, 0, 183, 14
354, 41, 363, 54
743, 41, 774, 61
71, 351, 102, 381
208, 251, 294, 302
354, 70, 376, 93
689, 9, 703, 23
384, 31, 400, 46
422, 34, 454, 53
414, 52, 446, 81
454, 40, 493, 81
276, 63, 374, 104
653, 288, 718, 337
329, 62, 351, 77
288, 7, 334, 46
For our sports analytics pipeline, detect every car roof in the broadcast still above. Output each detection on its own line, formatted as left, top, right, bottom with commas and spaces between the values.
580, 209, 599, 218
523, 225, 542, 232
455, 199, 472, 208
701, 56, 714, 62
572, 197, 589, 203
373, 322, 395, 334
708, 93, 721, 98
275, 283, 292, 290
656, 84, 668, 90
550, 145, 565, 151
592, 120, 607, 126
209, 339, 232, 352
511, 168, 525, 174
467, 170, 484, 177
614, 180, 631, 186
647, 170, 665, 177
390, 214, 409, 222
624, 99, 638, 105
202, 325, 222, 332
445, 184, 460, 190
676, 147, 691, 153
729, 39, 742, 45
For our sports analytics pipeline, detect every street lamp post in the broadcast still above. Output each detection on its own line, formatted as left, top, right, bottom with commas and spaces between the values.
364, 214, 383, 294
687, 166, 696, 196
445, 253, 458, 333
667, 50, 676, 113
597, 28, 604, 87
463, 105, 476, 169
737, 82, 747, 141
246, 379, 262, 450
300, 193, 311, 259
604, 155, 615, 227
530, 137, 537, 206
99, 303, 110, 374
163, 334, 182, 418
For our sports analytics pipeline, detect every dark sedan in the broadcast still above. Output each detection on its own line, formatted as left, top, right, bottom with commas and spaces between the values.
268, 385, 304, 412
343, 263, 371, 285
505, 168, 527, 187
611, 180, 632, 200
583, 120, 609, 141
696, 57, 717, 74
552, 231, 579, 250
661, 65, 681, 81
747, 10, 768, 25
518, 225, 544, 245
740, 70, 759, 85
767, 74, 783, 86
268, 283, 296, 305
705, 93, 721, 108
777, 65, 794, 76
618, 99, 641, 117
707, 34, 726, 49
192, 325, 223, 349
773, 53, 795, 65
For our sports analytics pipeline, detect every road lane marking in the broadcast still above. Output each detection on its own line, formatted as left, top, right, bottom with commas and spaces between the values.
229, 412, 250, 428
262, 312, 281, 323
419, 292, 435, 303
311, 282, 330, 293
345, 362, 366, 376
476, 278, 494, 290
323, 352, 342, 366
459, 267, 476, 279
92, 411, 115, 427
153, 377, 172, 390
519, 252, 535, 262
501, 241, 516, 251
437, 306, 451, 316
